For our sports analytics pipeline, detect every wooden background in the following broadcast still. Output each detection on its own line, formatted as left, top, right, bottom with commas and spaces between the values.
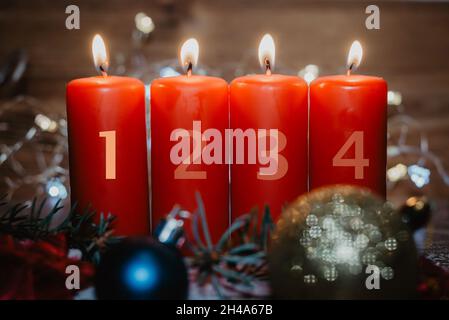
0, 0, 449, 204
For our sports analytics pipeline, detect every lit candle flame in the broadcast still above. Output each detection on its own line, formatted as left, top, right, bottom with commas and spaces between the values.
180, 38, 199, 76
258, 33, 275, 75
346, 40, 363, 75
92, 34, 109, 75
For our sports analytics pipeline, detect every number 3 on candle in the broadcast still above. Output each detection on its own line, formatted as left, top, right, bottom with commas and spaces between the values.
99, 130, 116, 180
332, 131, 369, 179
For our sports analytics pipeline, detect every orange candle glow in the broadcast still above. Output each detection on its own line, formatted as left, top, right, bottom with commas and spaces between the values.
230, 34, 308, 221
66, 35, 150, 236
310, 41, 387, 197
151, 38, 229, 243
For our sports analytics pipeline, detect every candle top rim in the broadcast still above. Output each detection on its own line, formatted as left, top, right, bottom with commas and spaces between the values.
152, 74, 227, 86
67, 75, 144, 88
231, 73, 307, 86
311, 75, 386, 86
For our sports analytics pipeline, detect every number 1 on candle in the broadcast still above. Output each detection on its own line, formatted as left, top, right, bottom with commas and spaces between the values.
99, 130, 116, 180
332, 131, 369, 179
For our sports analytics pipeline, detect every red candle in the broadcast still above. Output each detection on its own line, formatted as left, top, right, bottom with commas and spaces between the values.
230, 34, 308, 221
151, 39, 229, 243
66, 35, 149, 236
310, 41, 387, 197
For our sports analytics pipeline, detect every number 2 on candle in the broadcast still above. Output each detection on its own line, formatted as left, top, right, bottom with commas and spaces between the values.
99, 130, 116, 180
332, 131, 369, 179
174, 131, 207, 180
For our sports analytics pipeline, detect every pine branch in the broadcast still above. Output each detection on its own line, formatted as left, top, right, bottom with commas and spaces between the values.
0, 195, 122, 263
187, 193, 273, 298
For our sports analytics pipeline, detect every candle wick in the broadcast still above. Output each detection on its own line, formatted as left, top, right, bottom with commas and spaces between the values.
187, 62, 193, 77
346, 63, 354, 76
99, 64, 108, 77
265, 58, 272, 76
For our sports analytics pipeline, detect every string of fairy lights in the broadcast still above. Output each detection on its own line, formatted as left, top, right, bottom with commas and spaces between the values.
0, 12, 448, 203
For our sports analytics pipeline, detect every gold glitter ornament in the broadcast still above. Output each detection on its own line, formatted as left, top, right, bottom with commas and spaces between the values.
269, 185, 418, 299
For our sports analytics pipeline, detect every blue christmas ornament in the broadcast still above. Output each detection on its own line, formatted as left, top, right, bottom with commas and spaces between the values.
95, 238, 188, 300
124, 252, 158, 292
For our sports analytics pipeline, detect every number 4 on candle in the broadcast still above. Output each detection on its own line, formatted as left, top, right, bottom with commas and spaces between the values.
332, 131, 369, 179
99, 130, 116, 180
